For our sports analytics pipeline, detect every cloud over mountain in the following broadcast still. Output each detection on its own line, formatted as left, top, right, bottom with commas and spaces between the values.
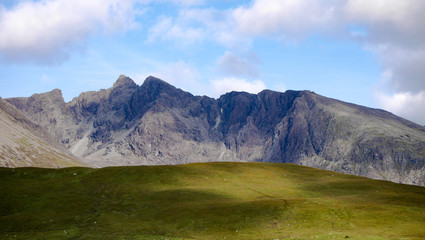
146, 0, 425, 124
1, 0, 424, 124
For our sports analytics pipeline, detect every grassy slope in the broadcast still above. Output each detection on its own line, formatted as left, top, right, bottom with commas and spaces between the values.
0, 162, 424, 240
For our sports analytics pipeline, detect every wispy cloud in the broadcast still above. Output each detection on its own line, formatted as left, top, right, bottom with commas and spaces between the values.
143, 0, 205, 6
147, 17, 205, 45
146, 7, 251, 49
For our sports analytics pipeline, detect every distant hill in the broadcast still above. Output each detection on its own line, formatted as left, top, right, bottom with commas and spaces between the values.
6, 75, 425, 185
0, 97, 84, 167
0, 162, 424, 239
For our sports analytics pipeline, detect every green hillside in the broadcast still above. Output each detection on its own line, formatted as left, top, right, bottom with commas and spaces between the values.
0, 162, 424, 239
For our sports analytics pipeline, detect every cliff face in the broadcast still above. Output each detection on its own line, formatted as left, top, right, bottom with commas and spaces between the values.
6, 75, 425, 185
0, 97, 84, 168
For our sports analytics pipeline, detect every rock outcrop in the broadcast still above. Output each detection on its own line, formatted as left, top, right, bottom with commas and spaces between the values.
6, 75, 425, 185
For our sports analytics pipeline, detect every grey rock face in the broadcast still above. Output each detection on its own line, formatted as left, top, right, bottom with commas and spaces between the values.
6, 75, 425, 185
0, 97, 84, 167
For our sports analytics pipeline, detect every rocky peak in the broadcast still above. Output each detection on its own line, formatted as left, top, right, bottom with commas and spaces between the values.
138, 76, 195, 101
140, 76, 176, 94
113, 75, 137, 88
6, 88, 66, 112
69, 75, 138, 116
126, 76, 197, 120
50, 88, 63, 96
35, 88, 64, 103
142, 75, 169, 86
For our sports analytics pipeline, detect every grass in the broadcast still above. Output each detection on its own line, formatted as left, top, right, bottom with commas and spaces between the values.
0, 162, 424, 239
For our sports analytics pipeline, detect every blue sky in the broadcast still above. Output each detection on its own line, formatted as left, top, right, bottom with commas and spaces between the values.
0, 0, 424, 124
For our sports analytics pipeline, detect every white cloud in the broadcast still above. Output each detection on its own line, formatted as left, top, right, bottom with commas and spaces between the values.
344, 0, 425, 48
345, 0, 412, 24
233, 0, 342, 38
211, 77, 266, 97
147, 1, 338, 48
372, 45, 425, 93
147, 7, 251, 49
230, 0, 425, 46
0, 0, 141, 64
216, 51, 259, 78
147, 17, 205, 45
142, 0, 205, 6
164, 0, 205, 6
375, 91, 425, 125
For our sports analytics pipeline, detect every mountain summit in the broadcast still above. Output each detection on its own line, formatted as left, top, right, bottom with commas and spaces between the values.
113, 75, 137, 88
5, 75, 425, 185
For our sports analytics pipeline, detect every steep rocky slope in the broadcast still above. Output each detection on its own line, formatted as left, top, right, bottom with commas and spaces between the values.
0, 97, 84, 167
6, 75, 425, 185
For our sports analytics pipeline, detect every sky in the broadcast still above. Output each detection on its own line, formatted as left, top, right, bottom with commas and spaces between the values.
0, 0, 424, 125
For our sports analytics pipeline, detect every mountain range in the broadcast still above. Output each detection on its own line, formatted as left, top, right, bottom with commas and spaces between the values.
2, 75, 425, 186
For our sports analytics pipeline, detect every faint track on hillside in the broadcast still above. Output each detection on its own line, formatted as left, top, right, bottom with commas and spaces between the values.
247, 187, 289, 209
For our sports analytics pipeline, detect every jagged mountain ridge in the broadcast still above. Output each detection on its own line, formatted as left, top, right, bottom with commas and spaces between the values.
0, 97, 84, 167
6, 75, 425, 185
